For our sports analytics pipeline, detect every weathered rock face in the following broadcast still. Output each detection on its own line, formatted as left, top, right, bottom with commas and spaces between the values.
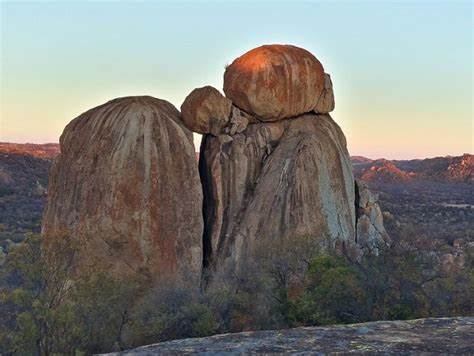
200, 113, 356, 269
314, 73, 335, 114
180, 85, 256, 136
109, 317, 474, 355
42, 96, 203, 285
181, 86, 232, 135
223, 45, 326, 121
355, 180, 390, 253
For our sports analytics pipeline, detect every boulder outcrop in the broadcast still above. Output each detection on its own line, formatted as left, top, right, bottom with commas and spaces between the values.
223, 44, 326, 120
355, 180, 390, 253
181, 86, 232, 135
180, 86, 256, 136
200, 113, 356, 269
42, 96, 203, 286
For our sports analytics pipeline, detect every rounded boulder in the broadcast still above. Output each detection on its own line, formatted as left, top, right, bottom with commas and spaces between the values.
181, 86, 232, 135
223, 44, 325, 121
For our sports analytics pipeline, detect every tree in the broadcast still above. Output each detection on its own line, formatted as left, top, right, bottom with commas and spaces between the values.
289, 253, 366, 325
0, 232, 78, 355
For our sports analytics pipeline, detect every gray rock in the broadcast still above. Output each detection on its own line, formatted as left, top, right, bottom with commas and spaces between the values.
200, 113, 356, 270
107, 317, 474, 355
226, 106, 249, 135
355, 180, 390, 253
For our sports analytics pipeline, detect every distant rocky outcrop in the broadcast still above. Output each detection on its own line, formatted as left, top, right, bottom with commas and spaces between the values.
42, 96, 203, 286
0, 142, 60, 159
355, 180, 390, 252
352, 154, 473, 183
108, 317, 474, 355
359, 159, 412, 183
0, 144, 56, 248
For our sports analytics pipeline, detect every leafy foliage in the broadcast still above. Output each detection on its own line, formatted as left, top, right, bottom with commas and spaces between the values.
0, 229, 472, 354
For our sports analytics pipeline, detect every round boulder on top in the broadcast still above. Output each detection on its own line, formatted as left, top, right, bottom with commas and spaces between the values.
181, 86, 232, 135
223, 44, 326, 121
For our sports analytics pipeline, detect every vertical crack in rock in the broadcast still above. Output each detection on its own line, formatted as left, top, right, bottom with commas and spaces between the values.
354, 180, 361, 244
199, 114, 359, 272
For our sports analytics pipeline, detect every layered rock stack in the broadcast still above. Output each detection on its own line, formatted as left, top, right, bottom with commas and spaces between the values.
183, 44, 386, 270
43, 44, 388, 286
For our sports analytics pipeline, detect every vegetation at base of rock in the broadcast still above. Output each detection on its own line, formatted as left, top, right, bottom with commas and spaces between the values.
1, 229, 472, 354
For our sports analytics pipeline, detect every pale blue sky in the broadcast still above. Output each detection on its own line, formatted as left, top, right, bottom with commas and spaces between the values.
1, 0, 472, 159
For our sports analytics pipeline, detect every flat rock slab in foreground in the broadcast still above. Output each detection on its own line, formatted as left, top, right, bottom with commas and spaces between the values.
110, 317, 473, 355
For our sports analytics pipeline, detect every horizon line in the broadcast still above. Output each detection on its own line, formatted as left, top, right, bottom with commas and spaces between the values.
0, 141, 472, 162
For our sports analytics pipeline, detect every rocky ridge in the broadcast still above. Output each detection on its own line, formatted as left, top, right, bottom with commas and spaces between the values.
0, 142, 60, 159
352, 154, 473, 183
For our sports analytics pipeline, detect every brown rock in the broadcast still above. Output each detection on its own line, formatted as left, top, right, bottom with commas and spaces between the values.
225, 106, 250, 135
223, 44, 325, 121
42, 96, 203, 286
314, 73, 335, 113
200, 113, 356, 270
181, 86, 232, 135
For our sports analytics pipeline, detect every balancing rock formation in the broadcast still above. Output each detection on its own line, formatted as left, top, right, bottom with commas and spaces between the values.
42, 96, 203, 285
193, 44, 388, 269
43, 44, 388, 286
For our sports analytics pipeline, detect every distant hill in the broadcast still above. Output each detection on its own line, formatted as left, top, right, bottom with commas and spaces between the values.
0, 143, 58, 248
352, 154, 473, 183
0, 142, 59, 159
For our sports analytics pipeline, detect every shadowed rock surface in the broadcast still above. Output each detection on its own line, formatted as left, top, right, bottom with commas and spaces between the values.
42, 96, 203, 285
200, 113, 356, 269
223, 44, 326, 120
108, 317, 474, 355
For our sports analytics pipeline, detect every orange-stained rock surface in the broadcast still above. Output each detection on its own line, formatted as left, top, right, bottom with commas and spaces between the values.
42, 96, 203, 286
223, 44, 325, 120
314, 73, 335, 114
181, 86, 232, 135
